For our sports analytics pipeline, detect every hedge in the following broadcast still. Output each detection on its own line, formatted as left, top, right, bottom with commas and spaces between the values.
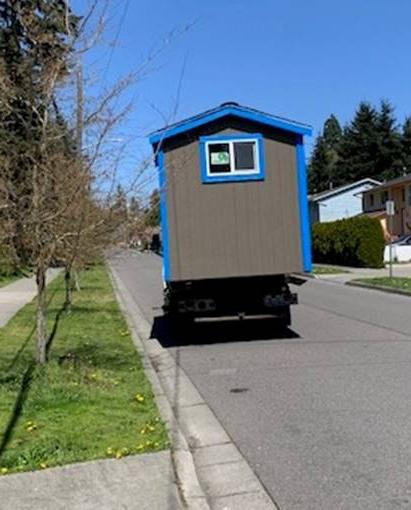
312, 216, 385, 268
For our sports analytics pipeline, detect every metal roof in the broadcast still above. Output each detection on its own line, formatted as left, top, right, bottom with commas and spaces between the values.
149, 102, 312, 144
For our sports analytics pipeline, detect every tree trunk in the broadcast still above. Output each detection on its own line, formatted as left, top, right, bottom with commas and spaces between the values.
64, 266, 72, 311
36, 265, 47, 364
73, 270, 80, 291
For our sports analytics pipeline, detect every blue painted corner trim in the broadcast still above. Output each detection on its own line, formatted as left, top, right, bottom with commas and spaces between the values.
149, 105, 312, 144
199, 133, 265, 184
157, 150, 171, 281
296, 137, 312, 273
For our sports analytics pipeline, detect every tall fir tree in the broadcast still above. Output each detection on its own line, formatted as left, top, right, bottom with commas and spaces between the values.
0, 1, 80, 266
336, 102, 380, 184
375, 100, 403, 181
402, 117, 411, 174
308, 114, 342, 193
308, 136, 329, 193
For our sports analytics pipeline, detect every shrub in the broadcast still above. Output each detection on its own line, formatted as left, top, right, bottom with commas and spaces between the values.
312, 216, 385, 268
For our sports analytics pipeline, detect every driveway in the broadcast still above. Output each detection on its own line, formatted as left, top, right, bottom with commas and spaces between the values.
112, 251, 411, 510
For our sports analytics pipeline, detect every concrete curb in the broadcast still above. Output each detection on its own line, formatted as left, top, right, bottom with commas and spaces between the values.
346, 279, 411, 298
108, 264, 210, 510
109, 262, 279, 510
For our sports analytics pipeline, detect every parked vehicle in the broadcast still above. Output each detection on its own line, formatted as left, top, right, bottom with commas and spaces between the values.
149, 103, 312, 326
393, 235, 411, 246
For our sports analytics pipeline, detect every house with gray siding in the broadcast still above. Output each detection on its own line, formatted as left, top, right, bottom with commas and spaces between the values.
309, 178, 381, 224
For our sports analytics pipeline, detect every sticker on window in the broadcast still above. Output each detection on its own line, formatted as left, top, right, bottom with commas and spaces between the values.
211, 152, 230, 165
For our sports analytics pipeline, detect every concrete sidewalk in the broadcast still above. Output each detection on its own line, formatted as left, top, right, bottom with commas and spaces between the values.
0, 452, 182, 510
314, 263, 411, 284
0, 269, 61, 328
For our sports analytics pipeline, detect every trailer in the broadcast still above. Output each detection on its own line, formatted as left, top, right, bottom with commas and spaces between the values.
149, 102, 312, 326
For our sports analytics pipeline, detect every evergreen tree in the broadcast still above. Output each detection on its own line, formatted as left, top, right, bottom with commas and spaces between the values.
144, 189, 160, 227
129, 196, 141, 218
337, 102, 380, 183
308, 114, 342, 193
112, 184, 128, 221
0, 1, 80, 266
308, 136, 329, 193
401, 117, 411, 174
375, 100, 403, 181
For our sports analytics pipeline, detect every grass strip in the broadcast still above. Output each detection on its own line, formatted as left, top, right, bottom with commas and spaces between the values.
313, 265, 350, 275
0, 264, 168, 475
0, 274, 25, 289
353, 277, 411, 294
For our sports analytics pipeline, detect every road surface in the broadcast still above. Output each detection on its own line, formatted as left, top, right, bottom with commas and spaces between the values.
112, 250, 411, 510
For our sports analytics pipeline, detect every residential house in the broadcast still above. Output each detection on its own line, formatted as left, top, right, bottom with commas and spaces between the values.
362, 174, 411, 238
309, 178, 381, 224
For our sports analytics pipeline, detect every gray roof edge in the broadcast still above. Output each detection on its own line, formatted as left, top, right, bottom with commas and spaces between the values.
309, 178, 381, 202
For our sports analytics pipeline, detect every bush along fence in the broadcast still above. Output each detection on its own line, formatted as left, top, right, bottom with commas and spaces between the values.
312, 216, 385, 269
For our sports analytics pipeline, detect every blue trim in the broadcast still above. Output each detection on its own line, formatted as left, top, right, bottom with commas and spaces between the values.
199, 134, 265, 184
149, 105, 312, 144
296, 137, 312, 272
157, 150, 171, 281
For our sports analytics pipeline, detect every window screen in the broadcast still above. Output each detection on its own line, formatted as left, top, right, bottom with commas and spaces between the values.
234, 142, 255, 171
208, 143, 231, 174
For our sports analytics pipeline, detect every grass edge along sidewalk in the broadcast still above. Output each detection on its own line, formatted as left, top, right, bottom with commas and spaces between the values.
0, 264, 168, 476
0, 273, 24, 289
348, 276, 411, 297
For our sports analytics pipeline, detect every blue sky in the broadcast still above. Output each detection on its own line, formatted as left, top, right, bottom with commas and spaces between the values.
73, 0, 411, 184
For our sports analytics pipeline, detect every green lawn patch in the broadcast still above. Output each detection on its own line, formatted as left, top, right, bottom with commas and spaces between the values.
0, 273, 24, 289
353, 277, 411, 294
313, 265, 350, 275
0, 265, 168, 475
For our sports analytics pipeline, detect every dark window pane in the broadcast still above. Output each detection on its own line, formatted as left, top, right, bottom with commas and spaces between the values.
234, 142, 255, 170
208, 143, 231, 174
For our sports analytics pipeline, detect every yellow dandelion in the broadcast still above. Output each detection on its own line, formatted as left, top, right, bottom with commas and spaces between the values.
1, 468, 8, 475
136, 444, 144, 451
154, 442, 159, 448
115, 451, 123, 459
106, 447, 114, 455
40, 463, 47, 469
147, 425, 155, 432
135, 394, 145, 403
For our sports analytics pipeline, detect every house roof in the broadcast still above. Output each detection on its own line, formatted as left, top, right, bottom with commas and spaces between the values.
363, 173, 411, 193
309, 178, 381, 203
149, 102, 312, 145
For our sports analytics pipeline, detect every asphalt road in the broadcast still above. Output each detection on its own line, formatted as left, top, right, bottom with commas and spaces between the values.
112, 250, 411, 510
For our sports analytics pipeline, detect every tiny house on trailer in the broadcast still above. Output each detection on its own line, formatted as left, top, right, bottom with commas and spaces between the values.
149, 102, 312, 326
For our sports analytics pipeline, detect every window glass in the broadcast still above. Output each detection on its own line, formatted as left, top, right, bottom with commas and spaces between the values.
369, 193, 374, 207
381, 190, 388, 204
234, 142, 255, 171
208, 143, 231, 174
408, 186, 411, 206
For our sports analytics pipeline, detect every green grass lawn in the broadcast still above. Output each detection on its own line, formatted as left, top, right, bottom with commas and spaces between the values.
354, 277, 411, 294
0, 273, 24, 289
313, 265, 350, 275
0, 265, 168, 475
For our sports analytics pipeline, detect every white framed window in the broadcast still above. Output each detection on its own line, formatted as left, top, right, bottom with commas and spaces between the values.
200, 134, 265, 183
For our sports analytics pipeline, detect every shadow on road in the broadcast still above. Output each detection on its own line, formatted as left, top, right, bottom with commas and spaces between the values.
151, 316, 300, 348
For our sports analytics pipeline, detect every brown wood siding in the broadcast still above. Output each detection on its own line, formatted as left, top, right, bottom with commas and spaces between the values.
164, 125, 303, 281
